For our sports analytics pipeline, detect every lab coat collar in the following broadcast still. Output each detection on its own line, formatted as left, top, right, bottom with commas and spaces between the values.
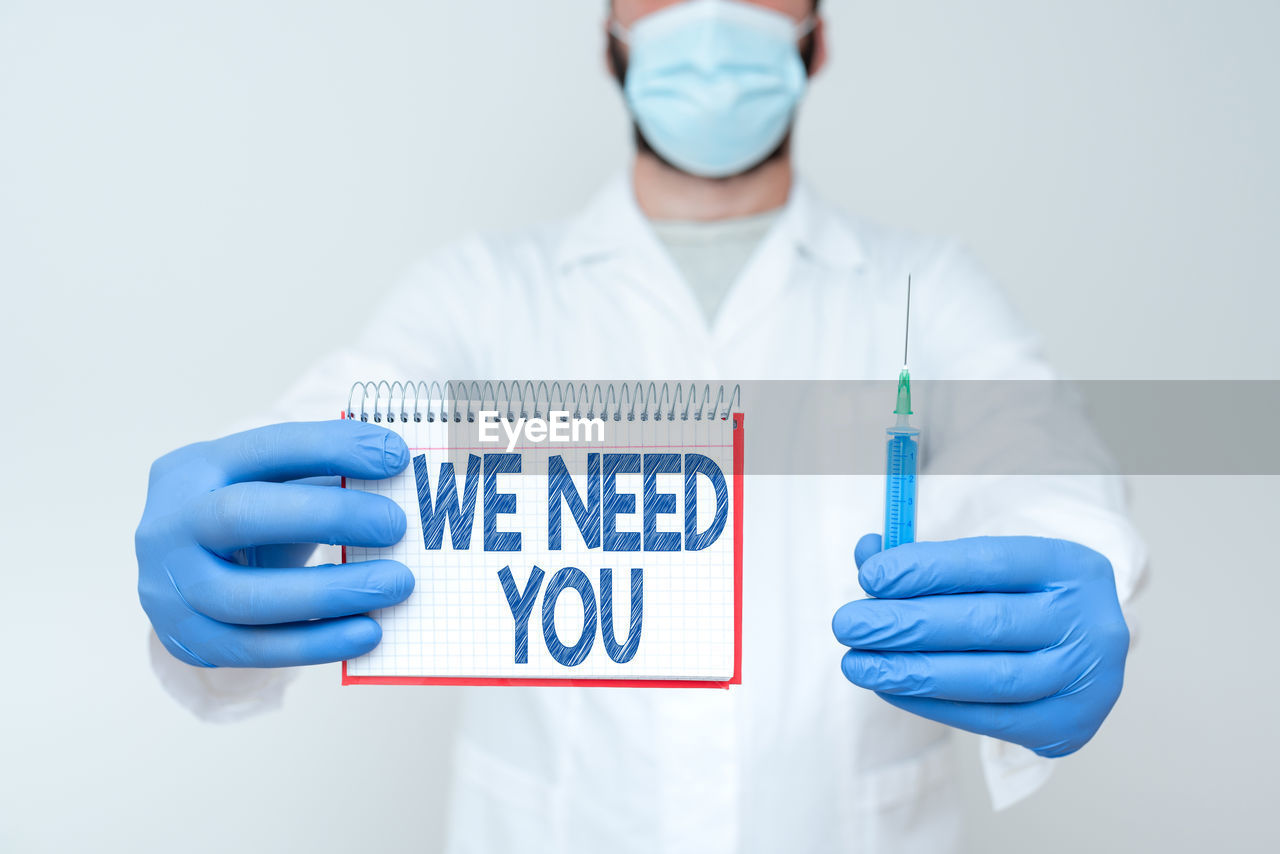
784, 180, 868, 273
553, 172, 867, 274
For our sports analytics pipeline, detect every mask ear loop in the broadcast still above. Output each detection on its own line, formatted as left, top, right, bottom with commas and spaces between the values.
607, 19, 631, 44
794, 15, 817, 40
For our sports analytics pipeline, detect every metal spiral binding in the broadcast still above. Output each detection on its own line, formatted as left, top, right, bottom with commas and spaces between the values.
346, 382, 741, 425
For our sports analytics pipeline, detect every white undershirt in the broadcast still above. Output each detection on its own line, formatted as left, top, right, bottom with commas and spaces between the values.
649, 208, 781, 323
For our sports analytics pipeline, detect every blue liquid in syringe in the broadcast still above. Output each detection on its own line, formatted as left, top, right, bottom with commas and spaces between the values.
884, 275, 919, 550
884, 425, 919, 549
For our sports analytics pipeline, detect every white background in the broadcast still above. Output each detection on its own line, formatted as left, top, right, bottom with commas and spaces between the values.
1, 1, 1277, 851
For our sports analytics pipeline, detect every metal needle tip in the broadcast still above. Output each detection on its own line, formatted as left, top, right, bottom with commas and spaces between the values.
903, 274, 912, 368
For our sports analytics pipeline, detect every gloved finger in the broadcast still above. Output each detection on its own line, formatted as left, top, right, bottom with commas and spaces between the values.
288, 475, 342, 487
832, 592, 1060, 652
854, 533, 882, 569
858, 536, 1062, 598
840, 648, 1073, 702
160, 614, 386, 668
172, 545, 415, 625
874, 692, 1025, 744
197, 420, 410, 486
239, 542, 318, 569
193, 481, 406, 555
871, 692, 1084, 757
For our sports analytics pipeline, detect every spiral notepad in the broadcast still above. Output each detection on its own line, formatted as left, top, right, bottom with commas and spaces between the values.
340, 382, 744, 687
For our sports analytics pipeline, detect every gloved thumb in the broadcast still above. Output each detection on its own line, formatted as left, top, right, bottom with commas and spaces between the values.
854, 533, 882, 569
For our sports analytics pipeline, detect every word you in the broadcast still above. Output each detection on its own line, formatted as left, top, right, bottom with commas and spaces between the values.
499, 565, 642, 667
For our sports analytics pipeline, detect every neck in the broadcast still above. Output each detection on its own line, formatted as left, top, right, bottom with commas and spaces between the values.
632, 151, 794, 222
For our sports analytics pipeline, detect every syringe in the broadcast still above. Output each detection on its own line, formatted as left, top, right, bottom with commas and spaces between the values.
884, 275, 919, 550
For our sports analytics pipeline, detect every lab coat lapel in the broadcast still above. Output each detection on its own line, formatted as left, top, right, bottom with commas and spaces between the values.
555, 175, 714, 358
553, 175, 866, 375
712, 180, 867, 347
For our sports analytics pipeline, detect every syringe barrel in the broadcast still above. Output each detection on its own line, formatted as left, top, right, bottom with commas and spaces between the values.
883, 425, 919, 550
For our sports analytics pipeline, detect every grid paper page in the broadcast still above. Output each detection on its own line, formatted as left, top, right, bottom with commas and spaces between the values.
344, 410, 740, 683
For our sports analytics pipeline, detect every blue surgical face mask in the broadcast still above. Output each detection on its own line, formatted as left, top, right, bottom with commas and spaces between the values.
611, 0, 814, 179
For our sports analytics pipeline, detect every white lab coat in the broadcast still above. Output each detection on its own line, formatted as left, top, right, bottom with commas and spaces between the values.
151, 175, 1147, 853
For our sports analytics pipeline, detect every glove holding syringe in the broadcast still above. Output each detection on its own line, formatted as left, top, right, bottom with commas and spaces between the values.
884, 276, 918, 549
839, 273, 1135, 759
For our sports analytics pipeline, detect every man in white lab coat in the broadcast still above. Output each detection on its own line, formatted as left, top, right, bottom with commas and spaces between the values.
137, 1, 1146, 851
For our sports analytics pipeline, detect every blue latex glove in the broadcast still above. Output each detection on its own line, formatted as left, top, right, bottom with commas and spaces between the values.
136, 420, 415, 668
832, 534, 1130, 757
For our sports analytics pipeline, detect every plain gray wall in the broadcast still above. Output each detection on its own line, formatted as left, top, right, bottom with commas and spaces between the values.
1, 1, 1277, 851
